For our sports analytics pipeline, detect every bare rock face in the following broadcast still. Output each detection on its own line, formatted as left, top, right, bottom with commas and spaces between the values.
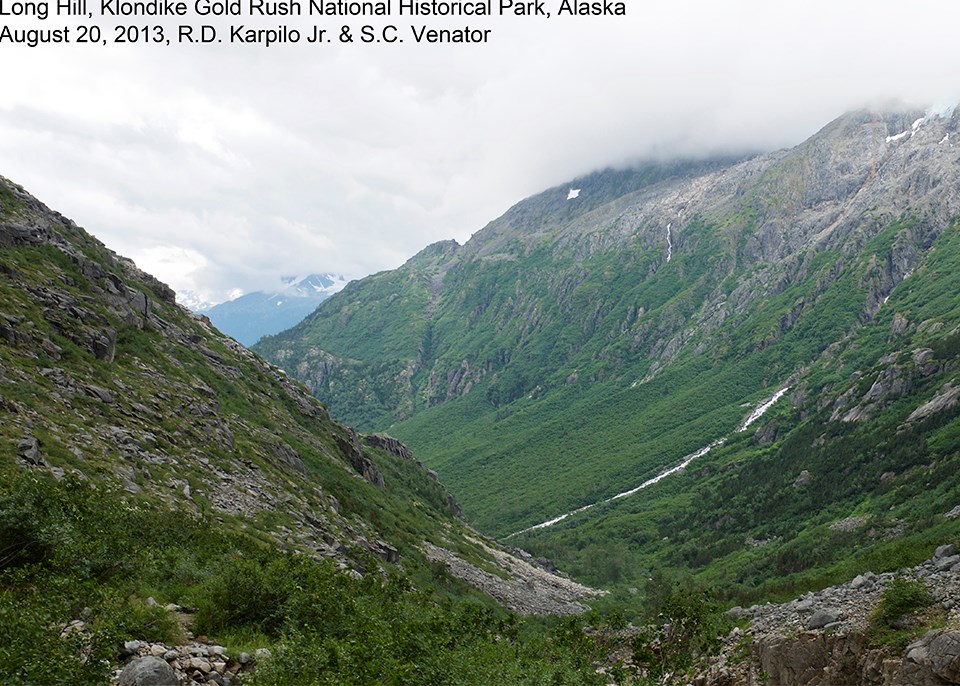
334, 429, 385, 488
754, 632, 869, 685
900, 631, 960, 685
363, 433, 414, 460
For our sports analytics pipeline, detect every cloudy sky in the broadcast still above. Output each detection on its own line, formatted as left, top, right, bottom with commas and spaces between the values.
2, 0, 959, 307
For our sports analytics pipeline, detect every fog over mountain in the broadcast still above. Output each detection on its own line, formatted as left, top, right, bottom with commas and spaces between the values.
2, 0, 959, 304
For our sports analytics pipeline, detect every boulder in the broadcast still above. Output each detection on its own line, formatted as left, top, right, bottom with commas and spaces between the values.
927, 631, 960, 683
118, 656, 177, 686
934, 544, 957, 560
806, 609, 840, 630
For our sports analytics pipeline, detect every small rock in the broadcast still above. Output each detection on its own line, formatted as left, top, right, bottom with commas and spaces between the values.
190, 657, 212, 673
935, 555, 960, 571
149, 644, 167, 657
793, 470, 812, 487
122, 640, 144, 656
18, 435, 43, 464
934, 543, 957, 560
238, 652, 251, 665
85, 384, 115, 403
60, 619, 85, 637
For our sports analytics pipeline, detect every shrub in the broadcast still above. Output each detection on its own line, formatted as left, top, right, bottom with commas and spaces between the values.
632, 586, 729, 682
867, 576, 935, 648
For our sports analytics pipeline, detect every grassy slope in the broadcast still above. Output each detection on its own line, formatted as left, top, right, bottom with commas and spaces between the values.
386, 214, 933, 536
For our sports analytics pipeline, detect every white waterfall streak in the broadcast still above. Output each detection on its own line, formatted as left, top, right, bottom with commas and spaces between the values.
504, 387, 791, 538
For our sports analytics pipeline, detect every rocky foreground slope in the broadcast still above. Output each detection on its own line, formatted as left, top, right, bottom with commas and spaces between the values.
689, 544, 960, 685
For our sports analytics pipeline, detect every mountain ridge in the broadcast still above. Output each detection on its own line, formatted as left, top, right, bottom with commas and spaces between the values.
255, 106, 960, 600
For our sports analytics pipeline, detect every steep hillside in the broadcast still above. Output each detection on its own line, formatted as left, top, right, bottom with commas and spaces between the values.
256, 107, 960, 596
0, 176, 606, 684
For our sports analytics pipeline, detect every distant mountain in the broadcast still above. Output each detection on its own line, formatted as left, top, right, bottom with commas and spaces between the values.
256, 107, 960, 597
198, 273, 347, 346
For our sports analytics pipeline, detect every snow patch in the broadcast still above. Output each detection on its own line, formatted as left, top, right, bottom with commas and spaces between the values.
567, 188, 581, 200
885, 103, 955, 145
665, 223, 673, 263
886, 117, 927, 143
886, 130, 910, 143
609, 441, 723, 502
941, 133, 951, 145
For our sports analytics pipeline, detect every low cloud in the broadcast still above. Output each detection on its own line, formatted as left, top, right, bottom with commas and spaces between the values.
2, 1, 959, 303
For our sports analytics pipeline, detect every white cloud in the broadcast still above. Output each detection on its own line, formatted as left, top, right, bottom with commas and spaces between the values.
2, 1, 960, 303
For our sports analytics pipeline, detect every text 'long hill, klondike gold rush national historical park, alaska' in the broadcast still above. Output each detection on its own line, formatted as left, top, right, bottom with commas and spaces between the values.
0, 0, 625, 48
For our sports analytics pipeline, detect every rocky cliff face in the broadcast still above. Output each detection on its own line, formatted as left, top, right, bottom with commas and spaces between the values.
692, 545, 960, 686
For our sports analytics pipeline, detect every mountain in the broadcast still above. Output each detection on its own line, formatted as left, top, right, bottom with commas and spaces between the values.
0, 176, 606, 684
194, 273, 346, 347
255, 107, 960, 600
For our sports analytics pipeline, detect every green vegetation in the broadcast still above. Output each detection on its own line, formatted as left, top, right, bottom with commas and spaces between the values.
0, 177, 615, 683
0, 472, 605, 684
866, 576, 938, 649
630, 585, 730, 684
258, 151, 960, 614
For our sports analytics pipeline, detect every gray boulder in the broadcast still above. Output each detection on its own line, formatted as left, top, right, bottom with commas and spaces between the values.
805, 609, 840, 630
927, 631, 960, 683
118, 656, 177, 686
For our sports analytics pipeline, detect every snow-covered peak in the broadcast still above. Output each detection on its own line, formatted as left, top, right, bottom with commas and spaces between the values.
282, 273, 348, 297
176, 289, 219, 312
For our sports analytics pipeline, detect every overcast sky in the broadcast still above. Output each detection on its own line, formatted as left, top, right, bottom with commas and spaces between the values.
2, 0, 959, 307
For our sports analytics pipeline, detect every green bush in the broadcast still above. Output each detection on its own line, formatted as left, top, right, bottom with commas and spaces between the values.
0, 583, 115, 685
867, 576, 935, 648
632, 586, 729, 682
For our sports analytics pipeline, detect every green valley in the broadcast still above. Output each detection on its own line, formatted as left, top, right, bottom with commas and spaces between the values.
257, 108, 960, 604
